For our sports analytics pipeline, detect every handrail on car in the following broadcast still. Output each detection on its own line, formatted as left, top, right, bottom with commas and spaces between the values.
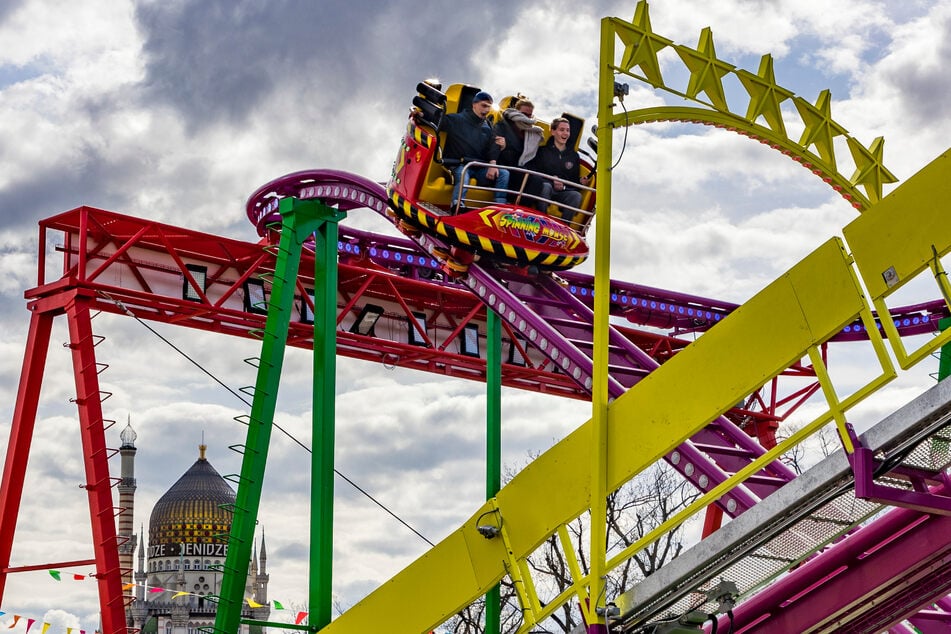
454, 160, 595, 235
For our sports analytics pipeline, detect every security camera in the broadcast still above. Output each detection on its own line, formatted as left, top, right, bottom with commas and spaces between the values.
477, 525, 500, 539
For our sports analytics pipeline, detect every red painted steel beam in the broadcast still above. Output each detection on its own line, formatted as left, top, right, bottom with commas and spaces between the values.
64, 291, 128, 634
0, 309, 55, 602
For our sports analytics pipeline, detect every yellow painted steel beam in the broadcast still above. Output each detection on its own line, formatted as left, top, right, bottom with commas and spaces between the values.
321, 238, 871, 634
843, 148, 951, 368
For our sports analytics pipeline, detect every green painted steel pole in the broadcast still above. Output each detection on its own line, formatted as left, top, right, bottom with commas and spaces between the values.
311, 200, 345, 628
212, 197, 343, 634
485, 310, 502, 634
940, 317, 951, 381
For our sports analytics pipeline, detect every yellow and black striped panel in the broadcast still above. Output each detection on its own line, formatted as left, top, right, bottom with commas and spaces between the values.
408, 121, 434, 149
389, 189, 444, 235
386, 190, 587, 270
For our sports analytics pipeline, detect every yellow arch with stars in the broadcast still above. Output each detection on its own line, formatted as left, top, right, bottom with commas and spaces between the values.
609, 1, 897, 209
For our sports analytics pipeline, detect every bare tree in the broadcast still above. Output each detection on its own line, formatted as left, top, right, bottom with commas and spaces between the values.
776, 422, 839, 475
446, 461, 699, 633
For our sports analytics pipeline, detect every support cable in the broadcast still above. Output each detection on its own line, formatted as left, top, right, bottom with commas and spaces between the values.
99, 292, 435, 547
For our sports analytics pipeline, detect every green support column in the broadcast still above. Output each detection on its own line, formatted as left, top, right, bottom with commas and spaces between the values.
485, 310, 502, 634
312, 199, 345, 629
212, 197, 345, 634
939, 317, 951, 381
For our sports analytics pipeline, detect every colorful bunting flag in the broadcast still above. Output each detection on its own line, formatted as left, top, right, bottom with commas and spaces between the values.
72, 574, 84, 581
247, 598, 263, 608
295, 611, 308, 625
172, 592, 189, 599
26, 619, 35, 632
8, 615, 20, 628
149, 586, 166, 593
48, 571, 61, 581
41, 625, 50, 634
273, 600, 284, 610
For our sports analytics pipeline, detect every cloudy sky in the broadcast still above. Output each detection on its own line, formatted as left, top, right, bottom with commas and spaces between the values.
1, 0, 950, 631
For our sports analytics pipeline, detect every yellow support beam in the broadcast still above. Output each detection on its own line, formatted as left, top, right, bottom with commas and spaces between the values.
843, 148, 951, 368
321, 238, 871, 633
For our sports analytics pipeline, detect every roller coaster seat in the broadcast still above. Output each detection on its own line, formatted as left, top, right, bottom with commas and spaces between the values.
408, 83, 596, 230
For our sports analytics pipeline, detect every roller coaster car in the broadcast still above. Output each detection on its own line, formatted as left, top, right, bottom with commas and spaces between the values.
386, 81, 596, 276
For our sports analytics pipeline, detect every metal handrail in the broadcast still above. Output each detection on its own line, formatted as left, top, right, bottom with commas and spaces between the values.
455, 161, 596, 235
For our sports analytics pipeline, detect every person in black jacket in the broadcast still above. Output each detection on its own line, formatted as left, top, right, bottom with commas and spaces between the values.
441, 91, 510, 210
529, 117, 590, 217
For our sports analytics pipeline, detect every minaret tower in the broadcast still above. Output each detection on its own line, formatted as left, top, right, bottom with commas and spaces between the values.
131, 529, 147, 631
117, 418, 138, 592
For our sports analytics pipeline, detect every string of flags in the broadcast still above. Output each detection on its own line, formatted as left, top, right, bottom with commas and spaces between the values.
0, 612, 86, 633
0, 572, 312, 631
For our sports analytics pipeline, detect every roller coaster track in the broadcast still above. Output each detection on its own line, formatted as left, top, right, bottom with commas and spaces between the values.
236, 147, 951, 633
247, 170, 807, 523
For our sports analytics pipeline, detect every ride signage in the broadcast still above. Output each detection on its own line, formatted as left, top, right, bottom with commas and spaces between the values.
148, 542, 229, 559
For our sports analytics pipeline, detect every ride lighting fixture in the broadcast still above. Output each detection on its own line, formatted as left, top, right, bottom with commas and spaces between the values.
507, 335, 527, 366
350, 304, 384, 336
300, 288, 315, 324
243, 279, 268, 315
460, 324, 480, 357
408, 311, 428, 346
182, 264, 207, 302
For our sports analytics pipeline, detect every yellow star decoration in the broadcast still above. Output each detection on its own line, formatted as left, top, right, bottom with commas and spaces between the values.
847, 136, 897, 205
794, 89, 848, 168
735, 54, 794, 137
615, 0, 673, 87
674, 27, 735, 111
